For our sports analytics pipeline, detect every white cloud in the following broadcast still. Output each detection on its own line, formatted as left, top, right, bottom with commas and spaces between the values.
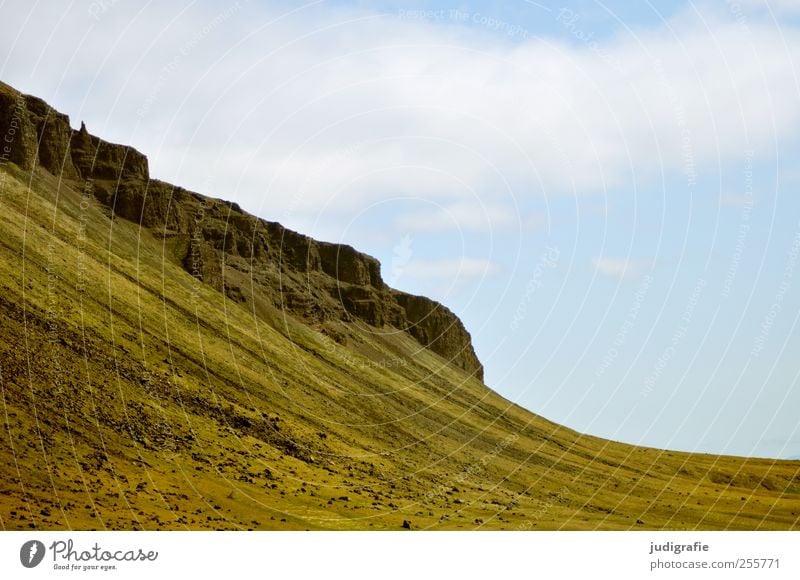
1, 1, 800, 236
592, 257, 650, 279
737, 0, 800, 14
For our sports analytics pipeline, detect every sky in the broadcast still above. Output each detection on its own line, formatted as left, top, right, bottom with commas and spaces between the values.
2, 0, 800, 459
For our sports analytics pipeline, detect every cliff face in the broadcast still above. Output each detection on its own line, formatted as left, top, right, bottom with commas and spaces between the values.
1, 85, 77, 179
181, 203, 484, 379
0, 81, 483, 380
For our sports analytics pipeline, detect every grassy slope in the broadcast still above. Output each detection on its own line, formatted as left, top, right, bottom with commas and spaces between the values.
0, 164, 798, 531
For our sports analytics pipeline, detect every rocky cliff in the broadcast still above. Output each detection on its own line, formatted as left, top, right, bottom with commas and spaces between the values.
0, 81, 483, 380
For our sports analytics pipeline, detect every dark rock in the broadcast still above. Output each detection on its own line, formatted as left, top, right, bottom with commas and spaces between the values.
0, 82, 78, 178
318, 242, 382, 287
393, 291, 483, 379
402, 519, 411, 529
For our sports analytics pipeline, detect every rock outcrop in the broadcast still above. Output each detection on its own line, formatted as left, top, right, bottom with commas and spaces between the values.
0, 81, 146, 184
0, 81, 484, 380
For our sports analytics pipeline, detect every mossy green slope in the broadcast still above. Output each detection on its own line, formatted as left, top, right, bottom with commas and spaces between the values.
0, 162, 798, 531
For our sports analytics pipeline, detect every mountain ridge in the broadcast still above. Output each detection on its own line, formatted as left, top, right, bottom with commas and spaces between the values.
0, 79, 483, 381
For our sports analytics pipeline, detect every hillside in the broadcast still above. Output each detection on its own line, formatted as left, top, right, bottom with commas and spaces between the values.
0, 81, 798, 530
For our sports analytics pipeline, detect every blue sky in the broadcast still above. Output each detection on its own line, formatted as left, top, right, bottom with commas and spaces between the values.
2, 0, 800, 458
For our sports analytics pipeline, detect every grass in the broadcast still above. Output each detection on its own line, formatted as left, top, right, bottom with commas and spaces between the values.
0, 162, 798, 531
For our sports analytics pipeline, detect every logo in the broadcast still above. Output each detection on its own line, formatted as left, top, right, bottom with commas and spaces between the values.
20, 540, 46, 568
